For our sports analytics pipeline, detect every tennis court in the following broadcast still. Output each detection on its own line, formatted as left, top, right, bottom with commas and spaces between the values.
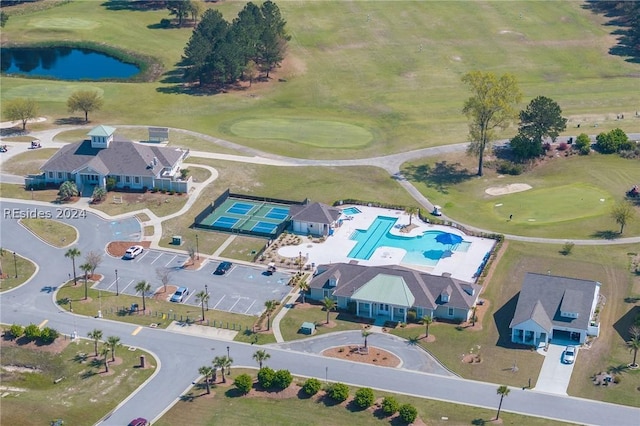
196, 197, 292, 237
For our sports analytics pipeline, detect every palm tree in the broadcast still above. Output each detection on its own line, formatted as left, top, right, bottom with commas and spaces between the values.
627, 335, 640, 368
134, 280, 151, 312
253, 349, 271, 369
79, 262, 92, 300
107, 336, 121, 362
298, 281, 310, 304
405, 206, 418, 225
65, 247, 81, 285
198, 365, 214, 394
195, 290, 209, 322
100, 345, 110, 373
87, 328, 103, 357
264, 300, 277, 331
322, 297, 336, 324
214, 356, 232, 383
362, 329, 371, 348
422, 315, 433, 338
495, 385, 510, 420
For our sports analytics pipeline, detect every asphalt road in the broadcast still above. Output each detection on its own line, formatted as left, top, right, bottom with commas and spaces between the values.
2, 199, 640, 425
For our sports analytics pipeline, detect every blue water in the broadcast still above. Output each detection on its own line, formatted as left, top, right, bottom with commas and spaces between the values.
342, 207, 362, 215
1, 47, 140, 80
348, 216, 468, 266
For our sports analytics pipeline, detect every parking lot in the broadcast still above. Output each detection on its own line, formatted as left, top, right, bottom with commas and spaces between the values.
93, 248, 292, 317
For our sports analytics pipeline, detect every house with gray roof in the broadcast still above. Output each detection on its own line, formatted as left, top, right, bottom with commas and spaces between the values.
289, 201, 341, 237
308, 262, 481, 323
30, 125, 190, 194
509, 273, 601, 346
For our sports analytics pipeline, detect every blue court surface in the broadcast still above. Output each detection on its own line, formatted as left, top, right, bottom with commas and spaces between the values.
227, 202, 254, 215
252, 221, 278, 233
213, 216, 239, 229
265, 207, 289, 220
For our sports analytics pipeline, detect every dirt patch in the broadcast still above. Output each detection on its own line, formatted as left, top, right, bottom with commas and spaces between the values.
462, 354, 483, 364
1, 335, 71, 355
485, 183, 532, 196
106, 241, 151, 257
245, 382, 300, 399
183, 258, 206, 270
399, 223, 419, 233
153, 285, 177, 301
322, 345, 401, 367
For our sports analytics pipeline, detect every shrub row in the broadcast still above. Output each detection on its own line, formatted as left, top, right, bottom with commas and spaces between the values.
7, 323, 59, 344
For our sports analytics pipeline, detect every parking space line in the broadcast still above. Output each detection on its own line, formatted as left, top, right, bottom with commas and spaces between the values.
228, 298, 241, 312
213, 295, 226, 309
164, 255, 177, 267
135, 250, 150, 262
150, 253, 164, 265
122, 279, 135, 293
105, 278, 117, 291
244, 300, 257, 314
132, 326, 143, 336
38, 319, 48, 328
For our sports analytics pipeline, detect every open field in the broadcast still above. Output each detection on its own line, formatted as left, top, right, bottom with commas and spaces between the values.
279, 302, 364, 342
1, 148, 57, 175
20, 218, 77, 247
0, 336, 155, 426
403, 151, 640, 239
155, 369, 570, 426
391, 241, 640, 406
1, 1, 639, 159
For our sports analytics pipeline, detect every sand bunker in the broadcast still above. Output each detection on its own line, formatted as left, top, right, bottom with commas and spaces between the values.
485, 183, 532, 196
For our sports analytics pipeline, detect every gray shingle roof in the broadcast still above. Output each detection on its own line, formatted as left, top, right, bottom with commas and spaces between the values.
41, 138, 185, 177
510, 273, 599, 331
289, 202, 341, 224
310, 263, 479, 310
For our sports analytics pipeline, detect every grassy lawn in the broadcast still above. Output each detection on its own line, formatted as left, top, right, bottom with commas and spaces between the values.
90, 190, 188, 217
56, 282, 257, 333
403, 151, 640, 239
20, 218, 77, 247
1, 148, 58, 175
391, 241, 640, 406
218, 235, 267, 262
0, 183, 59, 202
0, 252, 37, 292
156, 370, 570, 426
279, 302, 364, 342
0, 337, 155, 426
1, 1, 638, 159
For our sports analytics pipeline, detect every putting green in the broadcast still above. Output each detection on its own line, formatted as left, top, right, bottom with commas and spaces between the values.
488, 184, 611, 225
4, 84, 104, 103
29, 18, 99, 30
229, 118, 373, 148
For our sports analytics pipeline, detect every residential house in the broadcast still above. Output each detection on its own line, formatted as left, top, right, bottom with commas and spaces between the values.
30, 125, 190, 194
509, 272, 601, 346
289, 201, 342, 237
308, 262, 481, 323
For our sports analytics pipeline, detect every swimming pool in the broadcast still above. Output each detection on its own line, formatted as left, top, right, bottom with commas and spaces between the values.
341, 206, 362, 215
348, 216, 468, 266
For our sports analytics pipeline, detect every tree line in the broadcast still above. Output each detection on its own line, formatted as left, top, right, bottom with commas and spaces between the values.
181, 1, 289, 87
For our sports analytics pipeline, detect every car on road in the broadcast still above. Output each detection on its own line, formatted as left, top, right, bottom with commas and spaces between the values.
128, 418, 149, 426
123, 245, 144, 259
214, 261, 233, 275
170, 286, 189, 303
563, 345, 576, 364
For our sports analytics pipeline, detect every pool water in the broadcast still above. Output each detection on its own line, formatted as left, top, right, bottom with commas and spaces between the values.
342, 206, 362, 215
348, 216, 468, 266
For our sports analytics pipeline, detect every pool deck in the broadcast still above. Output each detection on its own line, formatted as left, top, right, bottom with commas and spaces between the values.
278, 205, 495, 283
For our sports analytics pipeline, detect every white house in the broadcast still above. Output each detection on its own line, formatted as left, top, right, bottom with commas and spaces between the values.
289, 201, 341, 237
509, 273, 601, 346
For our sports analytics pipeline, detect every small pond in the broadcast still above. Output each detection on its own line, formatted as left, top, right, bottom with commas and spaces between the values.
1, 47, 140, 80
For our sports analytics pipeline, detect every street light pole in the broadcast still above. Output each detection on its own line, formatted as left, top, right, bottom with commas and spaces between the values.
325, 366, 328, 384
115, 269, 119, 296
195, 234, 199, 260
205, 284, 209, 311
227, 345, 230, 359
13, 252, 18, 278
298, 251, 302, 273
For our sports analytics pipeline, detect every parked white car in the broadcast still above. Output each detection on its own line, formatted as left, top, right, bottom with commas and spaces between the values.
123, 245, 144, 259
563, 346, 576, 364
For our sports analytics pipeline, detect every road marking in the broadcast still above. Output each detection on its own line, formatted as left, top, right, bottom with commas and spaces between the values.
150, 253, 163, 265
38, 319, 48, 328
132, 326, 143, 336
244, 300, 257, 314
213, 295, 226, 309
135, 251, 149, 263
122, 279, 135, 293
164, 255, 177, 267
228, 298, 241, 312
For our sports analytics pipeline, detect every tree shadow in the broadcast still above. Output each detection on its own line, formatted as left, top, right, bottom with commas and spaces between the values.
401, 161, 473, 194
101, 1, 168, 11
346, 400, 367, 412
0, 127, 27, 137
372, 407, 391, 420
321, 394, 342, 407
471, 419, 488, 426
612, 305, 639, 341
54, 117, 87, 126
582, 1, 640, 64
224, 388, 246, 398
590, 230, 620, 240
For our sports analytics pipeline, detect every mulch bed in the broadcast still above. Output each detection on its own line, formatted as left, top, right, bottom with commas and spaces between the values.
106, 241, 151, 257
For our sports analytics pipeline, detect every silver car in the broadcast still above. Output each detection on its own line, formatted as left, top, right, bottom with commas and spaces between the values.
563, 346, 576, 364
124, 245, 144, 259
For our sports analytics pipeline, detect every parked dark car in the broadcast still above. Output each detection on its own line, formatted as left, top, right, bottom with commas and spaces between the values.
128, 418, 149, 426
214, 261, 233, 275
